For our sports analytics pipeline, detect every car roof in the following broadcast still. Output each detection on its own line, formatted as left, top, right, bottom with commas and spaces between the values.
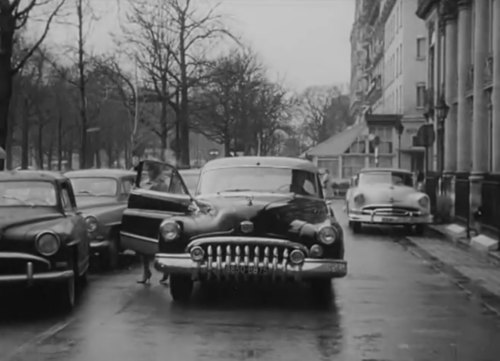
360, 167, 413, 174
64, 168, 136, 178
0, 170, 67, 182
202, 156, 318, 172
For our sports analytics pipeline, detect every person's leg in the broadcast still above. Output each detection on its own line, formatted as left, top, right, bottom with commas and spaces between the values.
137, 255, 152, 284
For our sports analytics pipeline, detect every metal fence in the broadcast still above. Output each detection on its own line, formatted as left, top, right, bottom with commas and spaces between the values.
454, 173, 470, 223
481, 174, 500, 233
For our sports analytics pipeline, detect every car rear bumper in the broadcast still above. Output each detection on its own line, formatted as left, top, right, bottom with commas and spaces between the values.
348, 212, 432, 224
0, 252, 74, 285
154, 253, 347, 280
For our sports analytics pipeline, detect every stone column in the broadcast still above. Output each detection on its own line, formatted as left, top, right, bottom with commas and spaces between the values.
493, 0, 500, 173
471, 0, 489, 174
469, 0, 490, 223
456, 0, 472, 173
444, 14, 458, 174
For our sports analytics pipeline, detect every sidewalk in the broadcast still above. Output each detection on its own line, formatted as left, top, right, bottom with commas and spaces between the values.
404, 224, 500, 316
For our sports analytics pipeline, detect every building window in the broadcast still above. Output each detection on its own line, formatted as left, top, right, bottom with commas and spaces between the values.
416, 84, 426, 108
342, 156, 365, 178
369, 126, 393, 154
346, 139, 366, 154
417, 37, 426, 59
399, 44, 403, 74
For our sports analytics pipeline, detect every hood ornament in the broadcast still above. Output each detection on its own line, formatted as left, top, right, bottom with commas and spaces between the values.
240, 220, 254, 234
246, 195, 254, 206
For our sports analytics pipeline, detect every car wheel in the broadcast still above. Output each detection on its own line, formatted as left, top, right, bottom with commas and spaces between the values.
310, 279, 333, 304
103, 238, 119, 271
352, 222, 362, 233
415, 224, 424, 236
56, 276, 76, 312
170, 275, 193, 303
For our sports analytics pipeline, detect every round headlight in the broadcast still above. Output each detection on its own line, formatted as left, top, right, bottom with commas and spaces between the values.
310, 244, 324, 258
354, 193, 365, 205
190, 246, 205, 262
85, 216, 98, 234
317, 226, 337, 245
159, 220, 181, 241
289, 249, 305, 265
35, 232, 60, 256
418, 195, 430, 209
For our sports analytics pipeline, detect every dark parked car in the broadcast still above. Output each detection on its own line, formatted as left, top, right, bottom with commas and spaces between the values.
65, 169, 136, 269
120, 156, 347, 303
0, 170, 90, 310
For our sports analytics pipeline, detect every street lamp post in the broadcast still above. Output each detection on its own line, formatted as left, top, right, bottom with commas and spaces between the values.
395, 120, 404, 168
435, 96, 450, 178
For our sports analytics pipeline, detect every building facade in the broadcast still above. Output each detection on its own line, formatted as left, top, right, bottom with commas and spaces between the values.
317, 0, 425, 179
417, 0, 500, 235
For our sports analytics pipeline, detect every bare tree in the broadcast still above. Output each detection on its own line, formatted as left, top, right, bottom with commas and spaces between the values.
0, 0, 66, 170
119, 0, 235, 166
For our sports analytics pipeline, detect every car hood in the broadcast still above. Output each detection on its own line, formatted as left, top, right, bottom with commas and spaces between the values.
186, 192, 329, 239
0, 207, 63, 234
354, 184, 424, 205
75, 196, 120, 210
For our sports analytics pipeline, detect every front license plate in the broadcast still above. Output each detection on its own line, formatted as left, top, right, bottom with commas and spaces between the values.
381, 217, 396, 222
330, 263, 346, 273
224, 265, 267, 275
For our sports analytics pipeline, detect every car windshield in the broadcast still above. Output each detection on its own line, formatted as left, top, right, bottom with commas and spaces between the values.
359, 171, 413, 187
0, 181, 57, 207
180, 172, 200, 194
198, 166, 320, 197
70, 177, 118, 197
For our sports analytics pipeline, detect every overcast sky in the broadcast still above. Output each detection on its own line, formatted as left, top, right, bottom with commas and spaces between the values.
44, 0, 355, 92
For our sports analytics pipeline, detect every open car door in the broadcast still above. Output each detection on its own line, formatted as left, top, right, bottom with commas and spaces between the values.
120, 160, 193, 256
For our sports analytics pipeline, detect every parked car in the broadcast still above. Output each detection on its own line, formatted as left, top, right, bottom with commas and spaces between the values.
65, 169, 136, 270
346, 168, 432, 234
120, 156, 347, 303
179, 168, 201, 194
0, 170, 90, 310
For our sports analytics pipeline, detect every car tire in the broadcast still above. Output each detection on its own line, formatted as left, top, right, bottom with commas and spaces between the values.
170, 275, 193, 303
310, 279, 333, 304
352, 222, 362, 233
56, 276, 76, 312
103, 238, 119, 271
415, 224, 424, 236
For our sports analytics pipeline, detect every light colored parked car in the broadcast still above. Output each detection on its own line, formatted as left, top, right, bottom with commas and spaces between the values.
346, 168, 432, 234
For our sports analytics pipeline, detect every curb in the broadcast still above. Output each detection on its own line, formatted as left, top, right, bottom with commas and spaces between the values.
403, 236, 500, 317
425, 224, 500, 267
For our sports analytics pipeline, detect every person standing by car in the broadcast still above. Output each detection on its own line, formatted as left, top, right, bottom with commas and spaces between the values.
137, 162, 169, 285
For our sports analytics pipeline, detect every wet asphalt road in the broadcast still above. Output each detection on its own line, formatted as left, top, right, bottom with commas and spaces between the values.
1, 201, 500, 361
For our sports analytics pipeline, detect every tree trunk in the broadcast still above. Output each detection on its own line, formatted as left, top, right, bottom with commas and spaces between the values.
37, 123, 44, 169
21, 97, 29, 169
160, 78, 168, 162
67, 150, 73, 170
57, 113, 62, 170
47, 145, 53, 170
178, 21, 190, 168
77, 0, 88, 169
0, 9, 14, 171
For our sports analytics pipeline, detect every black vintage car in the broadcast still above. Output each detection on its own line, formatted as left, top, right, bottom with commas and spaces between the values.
0, 171, 90, 310
120, 157, 347, 302
65, 169, 136, 269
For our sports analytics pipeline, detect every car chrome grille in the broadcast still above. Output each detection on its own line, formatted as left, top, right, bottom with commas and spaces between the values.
188, 237, 306, 281
361, 206, 421, 217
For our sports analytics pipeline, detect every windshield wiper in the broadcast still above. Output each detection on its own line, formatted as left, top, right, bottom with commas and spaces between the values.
77, 190, 97, 196
217, 188, 252, 193
1, 195, 35, 206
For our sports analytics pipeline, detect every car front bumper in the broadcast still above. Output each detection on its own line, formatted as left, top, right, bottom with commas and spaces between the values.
90, 239, 111, 251
154, 253, 347, 281
348, 211, 432, 225
0, 252, 74, 285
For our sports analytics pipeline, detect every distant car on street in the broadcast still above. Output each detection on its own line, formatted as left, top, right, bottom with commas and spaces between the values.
346, 168, 432, 234
65, 169, 136, 270
120, 156, 347, 303
0, 170, 90, 310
